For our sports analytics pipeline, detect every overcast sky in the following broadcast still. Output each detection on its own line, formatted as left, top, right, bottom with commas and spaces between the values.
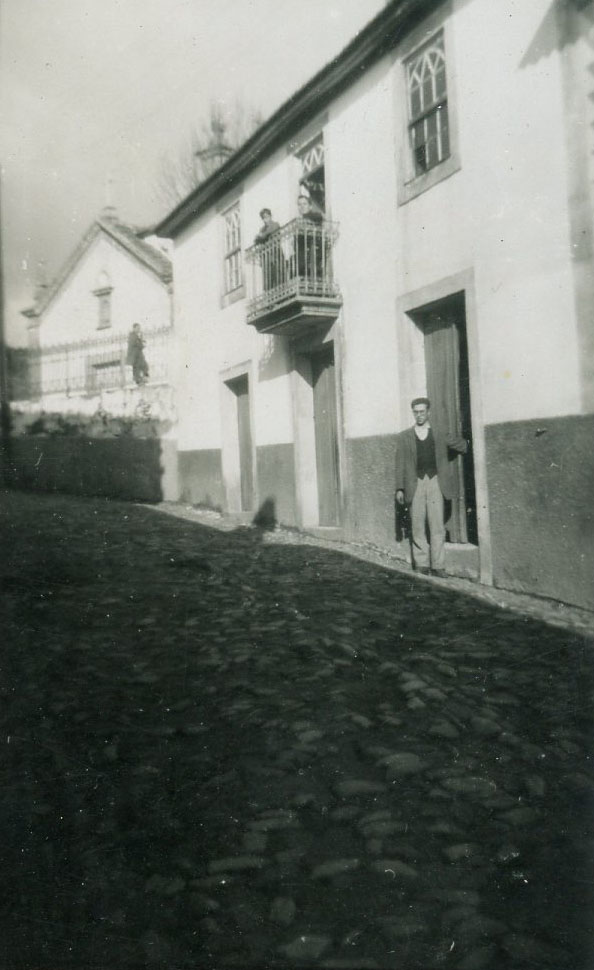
0, 0, 384, 345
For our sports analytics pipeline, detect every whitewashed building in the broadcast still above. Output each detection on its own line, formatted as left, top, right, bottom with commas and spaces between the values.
21, 207, 175, 424
156, 0, 594, 610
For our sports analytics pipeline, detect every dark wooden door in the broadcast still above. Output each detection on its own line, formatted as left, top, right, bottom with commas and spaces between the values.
311, 345, 340, 526
229, 375, 254, 512
423, 293, 477, 544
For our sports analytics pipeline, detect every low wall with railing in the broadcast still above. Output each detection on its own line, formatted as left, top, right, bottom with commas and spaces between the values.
27, 325, 173, 402
6, 330, 179, 503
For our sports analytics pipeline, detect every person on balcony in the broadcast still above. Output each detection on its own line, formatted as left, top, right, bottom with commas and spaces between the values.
126, 323, 149, 385
254, 208, 280, 291
296, 194, 323, 283
254, 208, 280, 244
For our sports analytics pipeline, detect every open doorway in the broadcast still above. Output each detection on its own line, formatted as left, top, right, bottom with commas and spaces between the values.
225, 373, 254, 513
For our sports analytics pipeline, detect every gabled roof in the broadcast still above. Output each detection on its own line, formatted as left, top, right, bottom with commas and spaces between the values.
156, 0, 439, 238
102, 219, 172, 282
24, 215, 172, 318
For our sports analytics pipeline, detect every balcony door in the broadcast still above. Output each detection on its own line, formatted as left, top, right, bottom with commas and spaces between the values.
298, 134, 325, 213
311, 344, 340, 526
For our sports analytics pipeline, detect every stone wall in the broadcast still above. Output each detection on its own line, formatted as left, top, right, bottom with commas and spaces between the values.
6, 436, 178, 504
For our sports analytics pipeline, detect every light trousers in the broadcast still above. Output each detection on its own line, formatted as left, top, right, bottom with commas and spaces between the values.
411, 474, 445, 570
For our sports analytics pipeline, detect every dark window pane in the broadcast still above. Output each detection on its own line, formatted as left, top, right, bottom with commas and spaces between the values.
435, 63, 447, 100
422, 75, 434, 110
426, 133, 438, 170
414, 145, 427, 175
410, 84, 422, 119
411, 120, 424, 150
440, 108, 450, 159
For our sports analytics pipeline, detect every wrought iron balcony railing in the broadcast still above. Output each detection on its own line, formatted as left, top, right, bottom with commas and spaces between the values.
245, 218, 341, 329
24, 325, 173, 400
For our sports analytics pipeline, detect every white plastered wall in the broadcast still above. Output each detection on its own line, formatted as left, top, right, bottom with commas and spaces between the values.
327, 58, 401, 439
173, 147, 300, 456
393, 0, 582, 426
40, 235, 171, 346
172, 0, 585, 464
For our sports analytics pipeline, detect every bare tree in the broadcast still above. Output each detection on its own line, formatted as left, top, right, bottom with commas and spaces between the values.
156, 101, 264, 209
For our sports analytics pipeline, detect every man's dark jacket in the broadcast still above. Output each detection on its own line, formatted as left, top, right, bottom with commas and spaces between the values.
394, 426, 467, 504
254, 221, 280, 244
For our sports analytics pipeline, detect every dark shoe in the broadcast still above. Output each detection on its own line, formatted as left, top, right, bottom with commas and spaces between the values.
416, 567, 431, 575
432, 569, 447, 578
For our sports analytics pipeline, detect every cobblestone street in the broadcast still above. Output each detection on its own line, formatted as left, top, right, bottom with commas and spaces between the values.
1, 489, 594, 970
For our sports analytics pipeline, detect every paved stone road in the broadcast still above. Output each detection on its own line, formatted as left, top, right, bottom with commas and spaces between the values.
1, 490, 594, 970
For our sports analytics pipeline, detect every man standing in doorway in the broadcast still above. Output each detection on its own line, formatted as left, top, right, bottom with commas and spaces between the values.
395, 397, 467, 577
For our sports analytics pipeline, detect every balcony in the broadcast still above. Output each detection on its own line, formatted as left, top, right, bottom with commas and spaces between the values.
246, 218, 342, 336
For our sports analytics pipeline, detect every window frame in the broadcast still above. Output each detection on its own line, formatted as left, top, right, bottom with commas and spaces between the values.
396, 3, 460, 205
94, 285, 113, 330
407, 32, 450, 177
221, 201, 244, 302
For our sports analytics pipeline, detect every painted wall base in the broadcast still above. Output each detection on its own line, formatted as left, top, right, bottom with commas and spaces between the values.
486, 414, 594, 611
346, 433, 399, 547
256, 443, 297, 527
178, 449, 224, 509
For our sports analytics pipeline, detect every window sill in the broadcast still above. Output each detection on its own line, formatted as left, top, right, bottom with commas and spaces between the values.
221, 284, 245, 308
398, 153, 460, 206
